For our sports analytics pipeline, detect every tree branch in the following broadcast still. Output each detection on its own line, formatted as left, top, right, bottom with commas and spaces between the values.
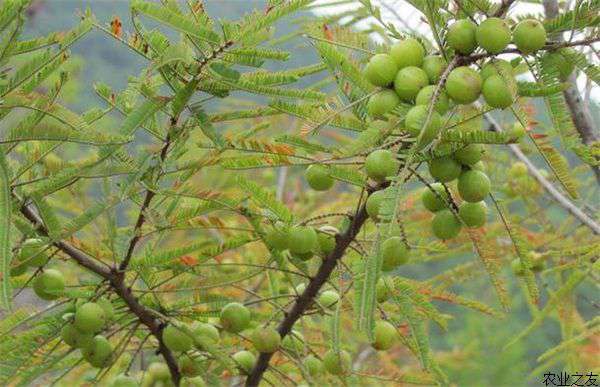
245, 182, 389, 386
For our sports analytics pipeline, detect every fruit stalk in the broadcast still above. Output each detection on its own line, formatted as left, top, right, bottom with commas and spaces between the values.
245, 182, 389, 386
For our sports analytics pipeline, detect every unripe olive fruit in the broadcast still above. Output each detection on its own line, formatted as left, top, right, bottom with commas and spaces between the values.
148, 362, 171, 381
318, 290, 340, 309
33, 269, 65, 301
111, 374, 138, 387
381, 237, 409, 271
219, 302, 251, 333
542, 51, 574, 80
288, 226, 318, 255
513, 19, 546, 54
446, 66, 482, 104
421, 183, 449, 212
394, 66, 429, 102
251, 327, 281, 353
415, 86, 449, 114
282, 331, 304, 354
179, 356, 204, 377
305, 164, 334, 191
191, 321, 220, 344
390, 38, 425, 68
428, 156, 462, 183
476, 17, 511, 54
458, 201, 487, 228
363, 54, 398, 87
372, 320, 398, 350
447, 19, 477, 54
480, 59, 513, 80
81, 335, 113, 368
97, 297, 115, 322
366, 190, 385, 221
511, 258, 525, 276
482, 75, 514, 109
432, 209, 462, 240
458, 170, 491, 202
61, 323, 94, 349
304, 355, 324, 376
74, 302, 106, 333
367, 89, 401, 118
404, 105, 442, 147
422, 55, 447, 84
365, 149, 398, 182
232, 350, 256, 374
163, 324, 193, 352
19, 238, 49, 267
322, 349, 352, 375
376, 277, 394, 303
454, 144, 484, 166
265, 223, 289, 251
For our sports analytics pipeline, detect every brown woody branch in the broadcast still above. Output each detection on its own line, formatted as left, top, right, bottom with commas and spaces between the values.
245, 181, 389, 386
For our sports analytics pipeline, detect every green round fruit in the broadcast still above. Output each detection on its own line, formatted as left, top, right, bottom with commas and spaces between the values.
291, 249, 314, 261
390, 38, 425, 68
365, 149, 398, 182
447, 19, 477, 54
19, 238, 49, 267
265, 223, 289, 251
148, 362, 171, 381
404, 105, 442, 147
179, 356, 204, 377
458, 201, 487, 228
509, 162, 528, 178
372, 320, 398, 351
476, 17, 511, 54
454, 144, 484, 166
422, 55, 447, 84
288, 226, 318, 255
74, 302, 106, 333
421, 183, 449, 212
458, 170, 491, 202
381, 237, 409, 271
10, 263, 27, 277
181, 376, 206, 387
428, 156, 462, 182
394, 66, 429, 102
480, 59, 513, 80
61, 323, 94, 349
483, 75, 514, 109
163, 324, 193, 352
367, 89, 401, 118
232, 350, 256, 374
304, 355, 324, 376
366, 190, 385, 221
251, 327, 281, 353
530, 255, 546, 272
191, 322, 220, 344
511, 258, 525, 277
318, 290, 340, 309
97, 297, 115, 322
446, 66, 482, 104
364, 54, 398, 87
514, 19, 546, 54
317, 229, 336, 257
81, 335, 113, 368
111, 374, 138, 387
509, 122, 527, 140
33, 269, 65, 301
282, 331, 304, 354
220, 302, 251, 333
322, 349, 352, 375
415, 85, 450, 114
376, 277, 394, 303
432, 209, 462, 240
543, 51, 574, 80
305, 164, 334, 191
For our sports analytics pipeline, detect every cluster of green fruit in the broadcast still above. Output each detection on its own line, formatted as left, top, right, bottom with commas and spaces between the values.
60, 299, 115, 368
264, 221, 336, 261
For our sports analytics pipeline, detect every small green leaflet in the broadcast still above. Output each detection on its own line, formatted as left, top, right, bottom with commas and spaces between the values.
0, 150, 11, 310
